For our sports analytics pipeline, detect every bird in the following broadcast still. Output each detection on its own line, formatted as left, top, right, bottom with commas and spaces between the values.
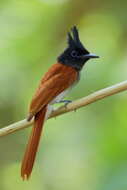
21, 26, 99, 180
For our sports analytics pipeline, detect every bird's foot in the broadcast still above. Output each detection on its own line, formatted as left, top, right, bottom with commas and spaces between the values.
55, 100, 72, 107
59, 100, 72, 108
59, 100, 72, 104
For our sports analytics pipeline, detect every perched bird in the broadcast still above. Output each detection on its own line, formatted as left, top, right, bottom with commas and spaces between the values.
21, 26, 99, 180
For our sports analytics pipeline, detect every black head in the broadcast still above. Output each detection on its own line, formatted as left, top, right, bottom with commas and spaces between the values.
58, 26, 99, 71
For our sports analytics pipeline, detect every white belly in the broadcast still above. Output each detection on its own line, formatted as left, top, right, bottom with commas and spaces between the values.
49, 72, 80, 105
50, 88, 70, 104
46, 72, 80, 119
45, 88, 70, 119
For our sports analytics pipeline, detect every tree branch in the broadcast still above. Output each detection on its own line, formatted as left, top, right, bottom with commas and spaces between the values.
0, 80, 127, 137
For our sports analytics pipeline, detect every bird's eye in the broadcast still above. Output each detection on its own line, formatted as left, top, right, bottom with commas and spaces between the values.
71, 50, 78, 58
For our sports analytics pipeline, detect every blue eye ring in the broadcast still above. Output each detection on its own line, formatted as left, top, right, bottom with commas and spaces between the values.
71, 50, 78, 58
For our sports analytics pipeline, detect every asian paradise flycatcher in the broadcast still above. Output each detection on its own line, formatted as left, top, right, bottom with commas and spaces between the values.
21, 26, 99, 180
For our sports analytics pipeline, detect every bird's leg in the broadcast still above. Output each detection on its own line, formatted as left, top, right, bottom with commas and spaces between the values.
59, 100, 77, 112
55, 100, 72, 108
58, 100, 72, 104
58, 100, 72, 108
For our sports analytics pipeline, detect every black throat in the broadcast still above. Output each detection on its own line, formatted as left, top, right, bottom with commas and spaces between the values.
58, 56, 84, 71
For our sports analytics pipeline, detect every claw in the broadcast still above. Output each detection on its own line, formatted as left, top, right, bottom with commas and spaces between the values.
58, 100, 72, 104
61, 100, 72, 108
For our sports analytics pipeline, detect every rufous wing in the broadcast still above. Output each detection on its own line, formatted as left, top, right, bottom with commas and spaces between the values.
29, 63, 78, 116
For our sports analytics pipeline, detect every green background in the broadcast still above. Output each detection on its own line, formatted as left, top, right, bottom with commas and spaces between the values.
0, 0, 127, 189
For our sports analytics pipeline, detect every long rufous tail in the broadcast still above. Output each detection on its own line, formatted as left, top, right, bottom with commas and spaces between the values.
21, 105, 47, 180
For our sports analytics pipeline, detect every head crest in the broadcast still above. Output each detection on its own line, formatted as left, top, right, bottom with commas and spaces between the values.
71, 26, 80, 42
67, 26, 89, 54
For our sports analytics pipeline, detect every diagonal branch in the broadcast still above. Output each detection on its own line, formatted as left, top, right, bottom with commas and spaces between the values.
0, 80, 127, 137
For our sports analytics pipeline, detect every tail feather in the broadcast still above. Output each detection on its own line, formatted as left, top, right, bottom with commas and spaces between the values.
21, 106, 47, 180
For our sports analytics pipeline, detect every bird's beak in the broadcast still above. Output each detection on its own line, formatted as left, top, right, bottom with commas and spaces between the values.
81, 53, 99, 59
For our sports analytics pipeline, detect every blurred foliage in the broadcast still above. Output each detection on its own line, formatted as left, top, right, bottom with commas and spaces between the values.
0, 0, 127, 190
